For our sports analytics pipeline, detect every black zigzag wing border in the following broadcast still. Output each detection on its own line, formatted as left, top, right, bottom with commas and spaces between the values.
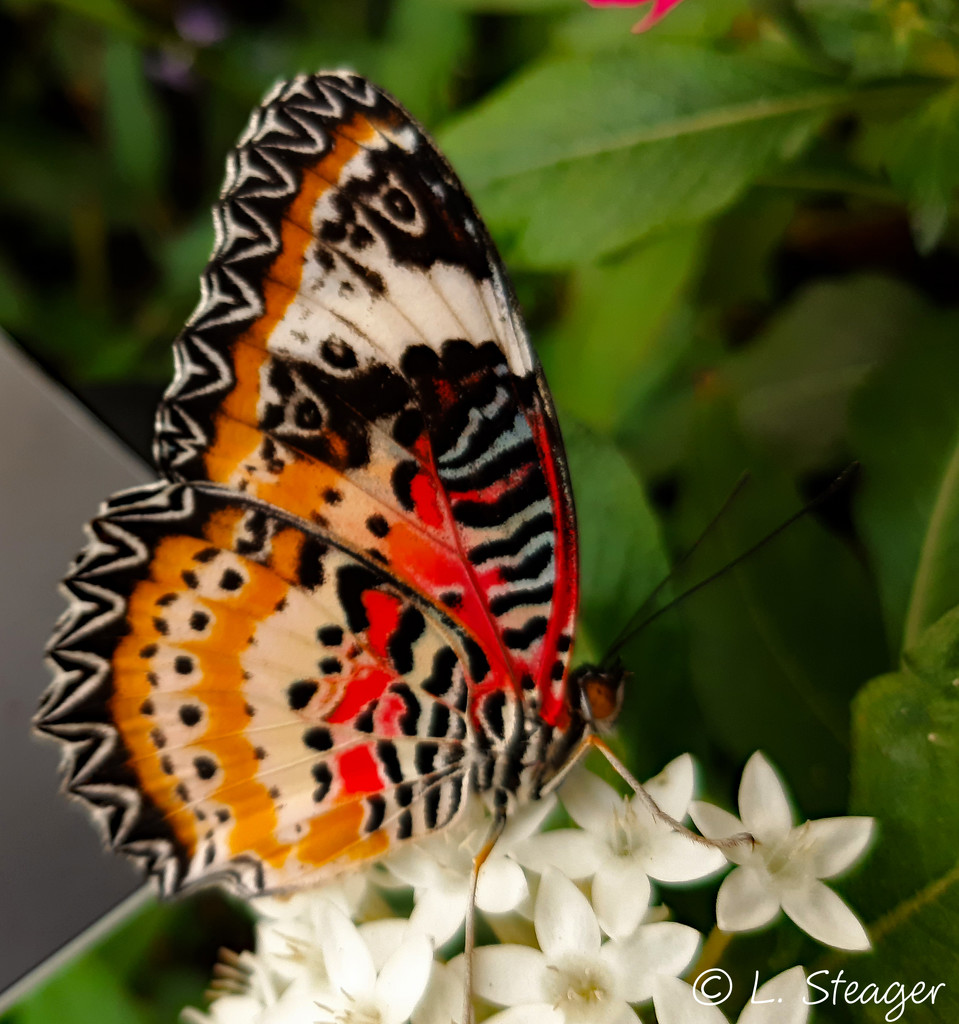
35, 481, 264, 897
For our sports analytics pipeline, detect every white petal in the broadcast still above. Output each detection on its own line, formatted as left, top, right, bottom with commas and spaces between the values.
184, 994, 263, 1024
473, 945, 551, 1006
715, 867, 780, 932
803, 817, 875, 879
644, 754, 696, 821
320, 904, 376, 995
377, 933, 434, 1024
689, 801, 747, 853
387, 845, 441, 887
410, 881, 470, 946
499, 792, 558, 847
359, 919, 409, 970
560, 767, 623, 832
411, 961, 462, 1024
483, 1006, 564, 1024
535, 867, 601, 959
653, 976, 729, 1024
738, 753, 793, 842
608, 1005, 644, 1024
781, 878, 871, 950
265, 976, 329, 1023
511, 829, 604, 878
477, 856, 529, 914
646, 831, 727, 884
593, 858, 651, 940
739, 967, 809, 1024
604, 921, 701, 1002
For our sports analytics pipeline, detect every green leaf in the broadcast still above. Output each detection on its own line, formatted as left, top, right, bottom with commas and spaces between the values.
673, 398, 886, 813
727, 275, 925, 471
846, 604, 959, 1021
697, 191, 797, 309
102, 37, 165, 197
376, 0, 472, 124
850, 321, 959, 655
538, 228, 702, 434
440, 47, 847, 266
563, 418, 669, 662
563, 418, 692, 775
14, 0, 149, 40
858, 84, 959, 251
13, 955, 150, 1024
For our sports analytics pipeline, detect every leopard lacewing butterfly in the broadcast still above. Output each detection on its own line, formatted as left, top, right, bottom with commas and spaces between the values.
36, 71, 626, 898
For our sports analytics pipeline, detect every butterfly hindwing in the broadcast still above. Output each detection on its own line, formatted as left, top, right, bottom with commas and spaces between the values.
39, 481, 486, 893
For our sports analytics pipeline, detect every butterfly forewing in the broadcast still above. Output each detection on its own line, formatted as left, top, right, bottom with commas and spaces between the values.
38, 72, 581, 895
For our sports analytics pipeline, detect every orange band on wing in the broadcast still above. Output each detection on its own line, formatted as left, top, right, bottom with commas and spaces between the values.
296, 797, 389, 868
110, 530, 307, 869
205, 114, 380, 488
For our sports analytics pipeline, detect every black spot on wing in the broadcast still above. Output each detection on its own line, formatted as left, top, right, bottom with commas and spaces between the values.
363, 794, 386, 833
490, 583, 555, 617
502, 615, 548, 651
415, 741, 438, 776
389, 683, 421, 736
335, 564, 380, 634
387, 606, 426, 675
482, 690, 507, 741
422, 646, 458, 700
297, 538, 327, 590
499, 542, 553, 584
391, 460, 419, 512
452, 471, 549, 529
376, 740, 403, 784
469, 511, 554, 566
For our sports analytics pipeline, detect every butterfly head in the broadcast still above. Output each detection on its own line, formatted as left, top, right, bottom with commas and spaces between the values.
569, 662, 628, 734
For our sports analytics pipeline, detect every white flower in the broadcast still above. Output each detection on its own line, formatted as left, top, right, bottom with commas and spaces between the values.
312, 903, 434, 1024
690, 752, 874, 951
473, 868, 701, 1024
411, 957, 466, 1024
653, 967, 809, 1024
251, 883, 368, 985
513, 758, 725, 939
386, 794, 557, 945
181, 896, 434, 1024
181, 950, 280, 1024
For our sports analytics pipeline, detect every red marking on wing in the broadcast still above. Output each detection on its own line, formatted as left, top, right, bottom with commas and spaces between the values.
327, 667, 393, 725
337, 745, 383, 796
363, 590, 402, 658
377, 689, 408, 735
529, 401, 578, 728
410, 468, 445, 530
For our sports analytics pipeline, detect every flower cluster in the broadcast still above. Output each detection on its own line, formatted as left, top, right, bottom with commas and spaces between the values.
183, 753, 873, 1024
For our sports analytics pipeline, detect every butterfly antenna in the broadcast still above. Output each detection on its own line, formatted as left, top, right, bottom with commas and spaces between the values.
602, 471, 753, 666
601, 463, 859, 667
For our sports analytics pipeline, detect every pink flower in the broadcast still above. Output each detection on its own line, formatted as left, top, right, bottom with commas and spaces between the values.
584, 0, 686, 33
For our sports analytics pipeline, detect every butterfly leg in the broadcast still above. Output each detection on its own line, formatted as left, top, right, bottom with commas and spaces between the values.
463, 809, 507, 1024
588, 735, 753, 852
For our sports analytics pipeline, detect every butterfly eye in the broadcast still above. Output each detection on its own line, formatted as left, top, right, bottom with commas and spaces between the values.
577, 668, 626, 732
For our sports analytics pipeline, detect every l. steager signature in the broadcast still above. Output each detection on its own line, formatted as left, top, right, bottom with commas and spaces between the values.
693, 968, 945, 1022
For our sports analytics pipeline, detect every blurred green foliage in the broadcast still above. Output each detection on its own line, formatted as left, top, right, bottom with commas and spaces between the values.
2, 0, 959, 1020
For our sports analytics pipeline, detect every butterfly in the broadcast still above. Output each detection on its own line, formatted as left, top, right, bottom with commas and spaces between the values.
36, 71, 629, 898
